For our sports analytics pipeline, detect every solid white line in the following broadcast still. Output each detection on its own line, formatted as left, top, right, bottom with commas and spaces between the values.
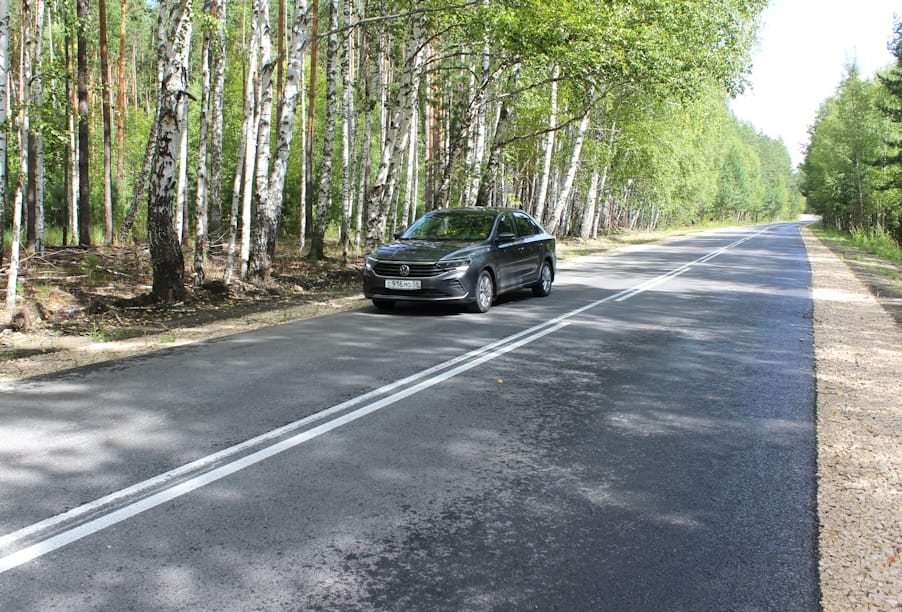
0, 226, 768, 573
0, 321, 568, 574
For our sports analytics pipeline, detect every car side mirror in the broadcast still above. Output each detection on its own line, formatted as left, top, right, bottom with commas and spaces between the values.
496, 232, 517, 243
393, 230, 405, 239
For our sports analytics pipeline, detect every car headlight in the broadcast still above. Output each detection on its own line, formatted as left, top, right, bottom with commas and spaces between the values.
436, 258, 471, 272
365, 256, 378, 272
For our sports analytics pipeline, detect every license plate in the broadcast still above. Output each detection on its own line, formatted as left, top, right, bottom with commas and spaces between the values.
385, 279, 421, 290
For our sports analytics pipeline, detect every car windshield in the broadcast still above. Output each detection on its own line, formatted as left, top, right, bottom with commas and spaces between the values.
401, 212, 495, 241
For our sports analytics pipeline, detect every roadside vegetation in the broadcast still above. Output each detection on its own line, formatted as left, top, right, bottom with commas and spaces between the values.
2, 2, 899, 329
2, 0, 804, 315
800, 20, 902, 250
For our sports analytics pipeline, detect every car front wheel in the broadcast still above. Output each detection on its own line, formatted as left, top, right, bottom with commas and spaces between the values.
470, 270, 494, 313
532, 260, 553, 297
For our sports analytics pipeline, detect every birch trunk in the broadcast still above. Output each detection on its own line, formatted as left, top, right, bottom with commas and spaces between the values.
474, 64, 520, 208
147, 0, 191, 302
33, 0, 45, 253
117, 0, 126, 187
76, 0, 91, 245
402, 103, 416, 227
546, 106, 591, 234
303, 0, 319, 241
464, 29, 491, 207
579, 164, 600, 240
237, 9, 262, 280
340, 0, 354, 262
194, 0, 214, 286
21, 0, 33, 253
4, 0, 26, 311
534, 63, 559, 222
224, 103, 248, 284
355, 27, 374, 248
66, 30, 78, 246
208, 0, 226, 239
310, 0, 340, 260
364, 15, 425, 252
175, 71, 190, 243
0, 0, 8, 267
246, 0, 308, 280
100, 0, 114, 244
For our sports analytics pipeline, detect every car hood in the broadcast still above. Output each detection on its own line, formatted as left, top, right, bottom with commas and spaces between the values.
374, 240, 487, 262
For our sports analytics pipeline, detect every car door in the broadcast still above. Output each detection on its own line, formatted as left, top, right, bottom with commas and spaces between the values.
493, 213, 521, 292
513, 212, 544, 284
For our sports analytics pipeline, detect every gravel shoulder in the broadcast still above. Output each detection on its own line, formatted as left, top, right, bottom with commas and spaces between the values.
1, 228, 900, 608
802, 228, 901, 610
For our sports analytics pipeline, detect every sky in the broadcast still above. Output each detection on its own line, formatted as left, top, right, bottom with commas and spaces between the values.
730, 0, 899, 167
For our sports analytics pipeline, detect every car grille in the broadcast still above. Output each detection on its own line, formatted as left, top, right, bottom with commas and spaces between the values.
373, 261, 443, 277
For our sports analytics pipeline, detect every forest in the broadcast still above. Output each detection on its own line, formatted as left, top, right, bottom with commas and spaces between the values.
1, 0, 808, 313
801, 19, 902, 249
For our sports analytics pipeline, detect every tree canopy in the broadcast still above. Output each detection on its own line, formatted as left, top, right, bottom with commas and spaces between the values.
1, 0, 808, 306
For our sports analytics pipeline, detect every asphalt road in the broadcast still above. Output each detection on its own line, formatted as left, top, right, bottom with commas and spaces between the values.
0, 223, 819, 610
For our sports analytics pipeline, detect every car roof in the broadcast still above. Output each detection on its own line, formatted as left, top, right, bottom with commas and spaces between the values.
426, 207, 523, 216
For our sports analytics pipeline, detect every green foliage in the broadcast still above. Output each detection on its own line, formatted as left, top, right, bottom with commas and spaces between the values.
801, 63, 900, 245
812, 223, 902, 264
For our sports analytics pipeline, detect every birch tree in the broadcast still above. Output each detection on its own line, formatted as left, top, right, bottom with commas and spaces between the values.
0, 0, 8, 268
100, 0, 114, 244
76, 0, 91, 245
194, 0, 215, 286
147, 0, 192, 302
339, 0, 355, 262
546, 103, 591, 234
117, 0, 127, 187
365, 14, 425, 252
309, 0, 340, 260
247, 0, 310, 281
208, 0, 226, 239
5, 0, 28, 312
534, 63, 559, 222
22, 0, 40, 253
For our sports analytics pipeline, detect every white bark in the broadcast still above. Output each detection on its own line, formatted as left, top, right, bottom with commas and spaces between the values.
208, 0, 226, 239
546, 106, 591, 234
0, 0, 7, 267
6, 0, 31, 311
248, 0, 309, 280
402, 101, 418, 228
365, 15, 425, 252
340, 0, 354, 261
310, 0, 340, 259
194, 0, 214, 286
535, 63, 559, 223
147, 0, 191, 301
464, 28, 491, 207
237, 4, 262, 280
580, 164, 600, 240
250, 0, 275, 275
32, 0, 45, 252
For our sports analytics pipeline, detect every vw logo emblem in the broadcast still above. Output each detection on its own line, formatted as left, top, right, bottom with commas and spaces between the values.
399, 264, 410, 277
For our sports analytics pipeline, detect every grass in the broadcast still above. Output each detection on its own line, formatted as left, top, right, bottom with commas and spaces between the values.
809, 224, 902, 265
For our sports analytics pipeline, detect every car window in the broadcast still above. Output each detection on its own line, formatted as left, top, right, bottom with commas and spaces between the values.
514, 212, 542, 236
497, 214, 517, 236
403, 213, 494, 241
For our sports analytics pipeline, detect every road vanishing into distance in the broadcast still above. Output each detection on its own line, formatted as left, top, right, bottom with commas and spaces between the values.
0, 223, 820, 610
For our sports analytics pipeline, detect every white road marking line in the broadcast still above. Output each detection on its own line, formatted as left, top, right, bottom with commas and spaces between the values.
0, 226, 772, 573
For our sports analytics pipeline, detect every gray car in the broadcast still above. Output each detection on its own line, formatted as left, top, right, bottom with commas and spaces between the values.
363, 207, 556, 313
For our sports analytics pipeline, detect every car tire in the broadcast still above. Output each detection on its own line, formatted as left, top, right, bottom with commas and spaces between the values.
532, 260, 553, 297
470, 270, 494, 313
372, 299, 395, 310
